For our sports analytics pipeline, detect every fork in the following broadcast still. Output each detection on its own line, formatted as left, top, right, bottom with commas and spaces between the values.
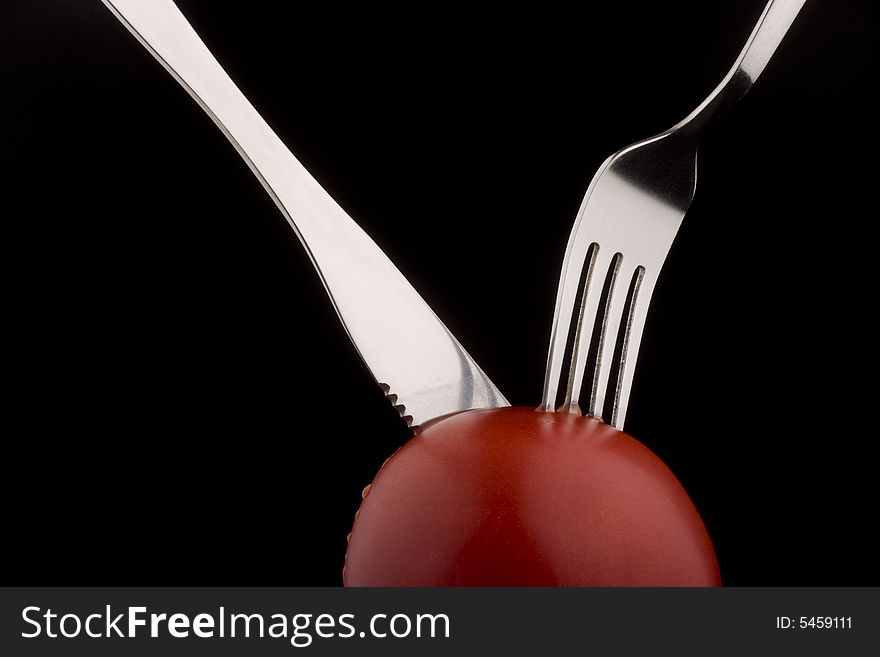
540, 0, 806, 428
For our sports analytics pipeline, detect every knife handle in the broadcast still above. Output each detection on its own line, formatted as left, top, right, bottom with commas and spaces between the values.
102, 0, 325, 237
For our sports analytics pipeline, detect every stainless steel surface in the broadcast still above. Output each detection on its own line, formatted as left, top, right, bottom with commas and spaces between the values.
101, 0, 508, 429
540, 0, 806, 429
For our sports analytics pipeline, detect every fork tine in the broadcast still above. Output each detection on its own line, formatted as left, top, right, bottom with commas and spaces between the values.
561, 248, 618, 414
592, 262, 642, 422
539, 233, 597, 412
610, 271, 656, 428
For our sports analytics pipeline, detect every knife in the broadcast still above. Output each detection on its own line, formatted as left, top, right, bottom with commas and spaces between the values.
100, 0, 509, 429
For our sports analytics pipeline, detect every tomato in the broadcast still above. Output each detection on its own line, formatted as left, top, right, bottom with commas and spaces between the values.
344, 406, 719, 586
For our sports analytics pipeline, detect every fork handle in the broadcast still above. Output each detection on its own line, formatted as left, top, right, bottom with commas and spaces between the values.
675, 0, 806, 138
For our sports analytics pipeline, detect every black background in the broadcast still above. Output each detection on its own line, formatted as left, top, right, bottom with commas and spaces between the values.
2, 1, 878, 585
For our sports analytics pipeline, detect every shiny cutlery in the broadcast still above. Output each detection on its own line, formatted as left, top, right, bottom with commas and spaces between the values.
540, 0, 806, 428
101, 0, 509, 429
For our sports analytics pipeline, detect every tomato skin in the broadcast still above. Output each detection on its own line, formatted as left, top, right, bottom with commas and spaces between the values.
345, 406, 720, 586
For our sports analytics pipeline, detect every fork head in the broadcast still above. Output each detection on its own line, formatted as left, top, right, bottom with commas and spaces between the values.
540, 133, 697, 429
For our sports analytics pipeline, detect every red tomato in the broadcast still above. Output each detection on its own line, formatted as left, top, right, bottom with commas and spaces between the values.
345, 406, 720, 586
